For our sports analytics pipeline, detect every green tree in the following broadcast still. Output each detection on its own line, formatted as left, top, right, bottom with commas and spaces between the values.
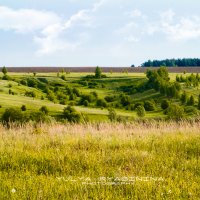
2, 66, 7, 75
166, 104, 184, 120
21, 105, 27, 111
95, 66, 102, 79
136, 105, 145, 117
180, 91, 187, 104
144, 100, 156, 111
39, 106, 49, 115
2, 108, 28, 127
63, 106, 81, 123
161, 100, 170, 110
187, 95, 195, 106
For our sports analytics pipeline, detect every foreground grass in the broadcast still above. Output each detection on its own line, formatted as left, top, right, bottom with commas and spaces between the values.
0, 122, 200, 199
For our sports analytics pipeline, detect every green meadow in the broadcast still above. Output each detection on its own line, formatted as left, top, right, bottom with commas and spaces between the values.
0, 69, 199, 122
0, 68, 200, 199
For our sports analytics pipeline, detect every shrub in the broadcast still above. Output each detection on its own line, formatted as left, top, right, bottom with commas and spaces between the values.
79, 94, 93, 105
90, 91, 98, 99
61, 75, 66, 81
144, 100, 156, 111
136, 105, 145, 117
21, 105, 27, 111
120, 95, 131, 107
39, 106, 49, 115
96, 99, 107, 108
184, 106, 198, 115
180, 91, 187, 104
2, 108, 28, 126
161, 100, 170, 110
30, 111, 53, 123
20, 80, 27, 85
25, 91, 36, 98
2, 75, 11, 80
63, 106, 81, 123
73, 88, 80, 97
27, 78, 37, 88
134, 102, 143, 110
187, 95, 195, 106
8, 83, 12, 88
105, 95, 116, 102
108, 108, 117, 122
83, 100, 89, 107
165, 104, 184, 120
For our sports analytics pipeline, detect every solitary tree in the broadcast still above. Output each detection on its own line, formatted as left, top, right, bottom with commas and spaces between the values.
95, 66, 102, 78
2, 66, 7, 75
136, 105, 145, 117
108, 108, 117, 122
39, 106, 49, 115
21, 105, 27, 111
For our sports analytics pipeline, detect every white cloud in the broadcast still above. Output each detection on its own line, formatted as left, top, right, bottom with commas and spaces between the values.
0, 3, 98, 55
0, 6, 61, 33
129, 9, 143, 18
160, 11, 200, 41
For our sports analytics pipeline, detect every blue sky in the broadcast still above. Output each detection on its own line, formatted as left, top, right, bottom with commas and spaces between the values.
0, 0, 200, 67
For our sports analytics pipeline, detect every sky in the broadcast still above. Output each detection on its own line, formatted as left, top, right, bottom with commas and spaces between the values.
0, 0, 200, 67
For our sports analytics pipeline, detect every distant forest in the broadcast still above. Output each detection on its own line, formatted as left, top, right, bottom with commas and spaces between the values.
141, 58, 200, 67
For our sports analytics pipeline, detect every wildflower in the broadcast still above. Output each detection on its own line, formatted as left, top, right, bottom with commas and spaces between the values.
11, 188, 16, 193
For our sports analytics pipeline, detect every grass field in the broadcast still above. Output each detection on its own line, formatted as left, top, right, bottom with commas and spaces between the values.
0, 122, 200, 199
1, 69, 200, 199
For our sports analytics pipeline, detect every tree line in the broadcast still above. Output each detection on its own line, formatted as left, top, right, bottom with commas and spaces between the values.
141, 58, 200, 67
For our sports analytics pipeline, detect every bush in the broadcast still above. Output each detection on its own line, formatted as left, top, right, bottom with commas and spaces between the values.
61, 75, 66, 81
30, 111, 53, 123
184, 106, 198, 115
187, 95, 195, 106
25, 91, 36, 98
20, 80, 27, 85
2, 75, 11, 80
120, 95, 131, 107
21, 105, 27, 111
83, 100, 89, 107
39, 106, 49, 115
144, 100, 156, 111
161, 100, 170, 110
73, 88, 80, 97
63, 106, 81, 123
108, 108, 117, 122
1, 108, 28, 126
134, 102, 143, 110
136, 106, 145, 117
90, 91, 98, 99
96, 99, 107, 108
79, 94, 93, 105
8, 83, 12, 88
27, 78, 37, 88
104, 95, 117, 102
165, 104, 184, 120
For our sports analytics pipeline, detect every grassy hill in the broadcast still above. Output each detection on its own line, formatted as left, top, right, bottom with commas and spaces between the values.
0, 69, 200, 122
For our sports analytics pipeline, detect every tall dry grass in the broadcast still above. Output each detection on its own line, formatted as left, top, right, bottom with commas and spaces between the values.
0, 121, 200, 199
